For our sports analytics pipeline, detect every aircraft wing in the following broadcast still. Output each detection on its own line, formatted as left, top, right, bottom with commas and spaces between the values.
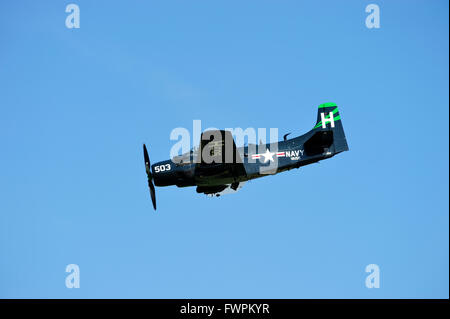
195, 130, 246, 179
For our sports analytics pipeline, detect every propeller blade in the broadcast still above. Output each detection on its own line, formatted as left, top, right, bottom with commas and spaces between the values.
143, 144, 151, 175
149, 181, 157, 210
143, 144, 157, 210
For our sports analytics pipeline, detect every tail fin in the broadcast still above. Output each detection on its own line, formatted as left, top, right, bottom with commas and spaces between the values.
312, 102, 349, 154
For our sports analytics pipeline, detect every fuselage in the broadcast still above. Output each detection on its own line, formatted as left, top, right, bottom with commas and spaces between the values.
151, 128, 336, 189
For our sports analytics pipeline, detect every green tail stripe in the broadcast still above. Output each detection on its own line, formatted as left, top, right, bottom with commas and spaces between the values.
314, 107, 340, 129
318, 102, 337, 108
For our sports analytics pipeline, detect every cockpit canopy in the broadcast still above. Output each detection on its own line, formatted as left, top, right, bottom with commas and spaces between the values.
172, 146, 199, 165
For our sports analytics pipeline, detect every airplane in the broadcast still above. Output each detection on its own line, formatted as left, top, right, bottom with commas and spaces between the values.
143, 102, 349, 210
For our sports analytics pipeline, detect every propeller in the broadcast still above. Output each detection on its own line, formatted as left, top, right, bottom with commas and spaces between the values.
143, 144, 157, 210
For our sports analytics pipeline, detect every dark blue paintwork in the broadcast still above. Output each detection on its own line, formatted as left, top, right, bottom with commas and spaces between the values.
149, 103, 348, 196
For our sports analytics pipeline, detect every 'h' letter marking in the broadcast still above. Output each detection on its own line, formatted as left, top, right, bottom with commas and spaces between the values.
321, 112, 335, 128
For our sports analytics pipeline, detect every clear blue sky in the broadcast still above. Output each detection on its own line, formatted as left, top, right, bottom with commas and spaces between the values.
0, 0, 448, 298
